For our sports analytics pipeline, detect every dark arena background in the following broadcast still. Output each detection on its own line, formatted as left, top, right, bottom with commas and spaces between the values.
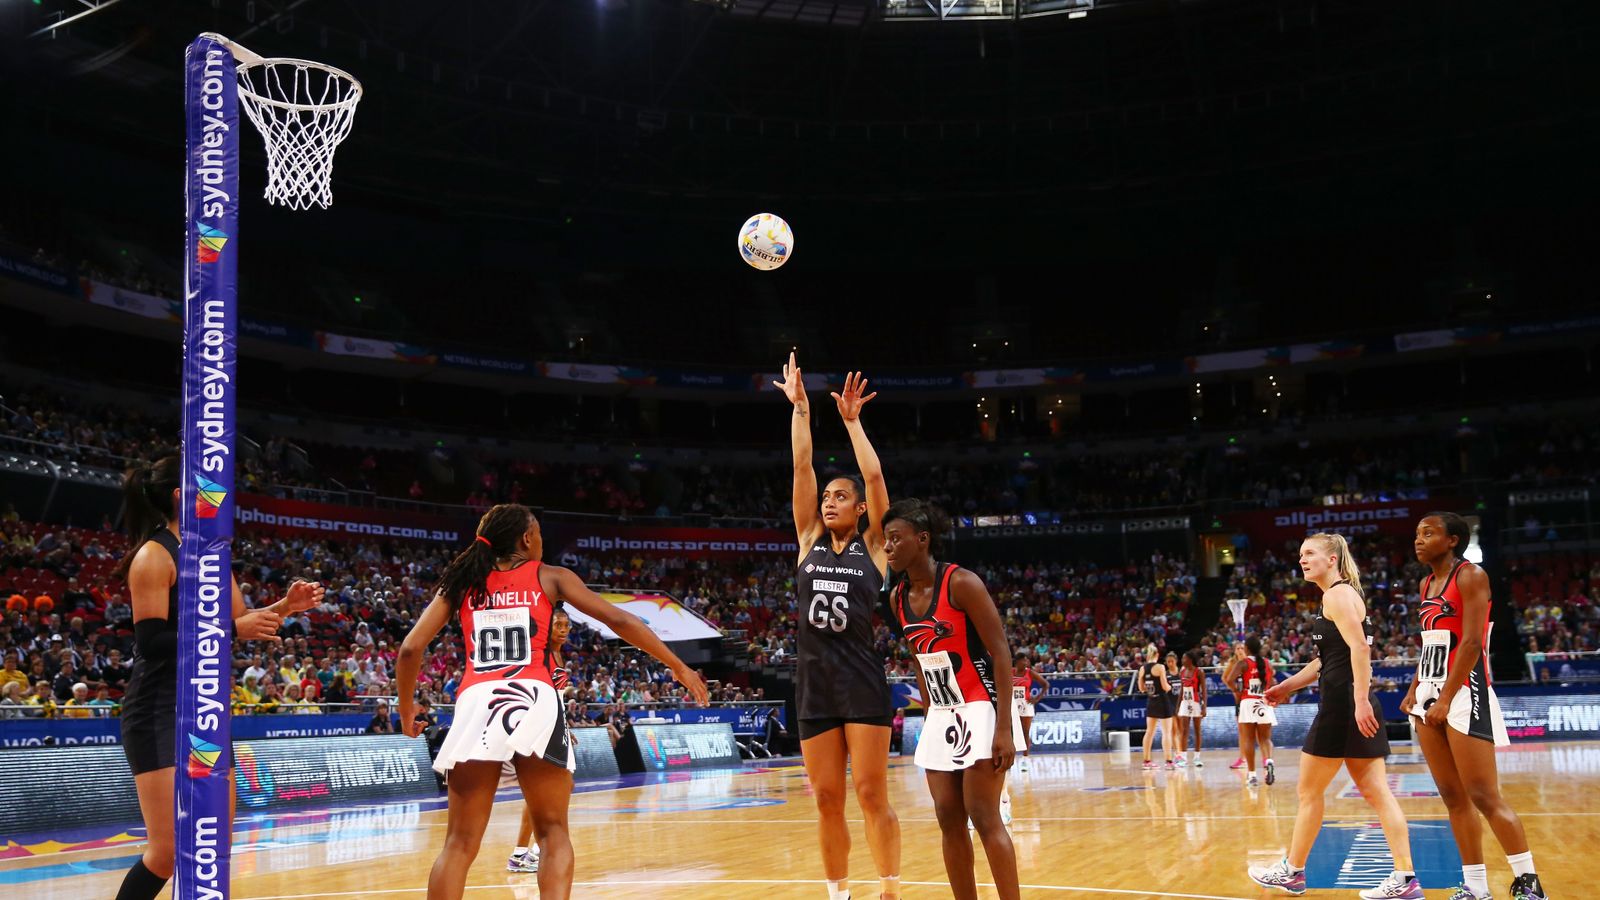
1, 1, 1598, 898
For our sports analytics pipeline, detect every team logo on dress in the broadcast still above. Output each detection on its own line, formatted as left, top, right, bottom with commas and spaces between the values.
946, 712, 972, 763
194, 474, 227, 518
805, 564, 815, 573
847, 542, 864, 555
1420, 598, 1456, 629
196, 223, 229, 262
487, 682, 540, 735
904, 621, 954, 654
186, 734, 223, 779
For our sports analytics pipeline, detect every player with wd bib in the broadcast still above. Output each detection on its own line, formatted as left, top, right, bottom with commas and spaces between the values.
1404, 513, 1550, 900
886, 498, 1022, 900
777, 355, 902, 900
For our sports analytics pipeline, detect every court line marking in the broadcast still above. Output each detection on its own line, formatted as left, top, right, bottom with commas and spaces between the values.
238, 879, 1255, 900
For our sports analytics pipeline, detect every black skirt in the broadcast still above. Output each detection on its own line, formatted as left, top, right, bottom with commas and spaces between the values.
1303, 684, 1390, 759
1145, 694, 1175, 719
120, 659, 178, 775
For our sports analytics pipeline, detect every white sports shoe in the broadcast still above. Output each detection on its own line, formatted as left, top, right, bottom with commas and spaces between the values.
1358, 872, 1424, 899
507, 849, 540, 873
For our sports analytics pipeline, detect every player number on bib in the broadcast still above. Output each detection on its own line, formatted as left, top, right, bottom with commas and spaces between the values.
918, 651, 962, 709
1419, 630, 1451, 684
808, 593, 849, 632
474, 607, 534, 668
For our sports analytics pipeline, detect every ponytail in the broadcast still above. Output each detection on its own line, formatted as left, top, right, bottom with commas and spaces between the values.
433, 504, 535, 611
114, 455, 181, 579
1245, 634, 1268, 686
1306, 531, 1363, 596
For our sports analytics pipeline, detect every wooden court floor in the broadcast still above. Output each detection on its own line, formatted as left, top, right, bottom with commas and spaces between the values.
5, 741, 1596, 899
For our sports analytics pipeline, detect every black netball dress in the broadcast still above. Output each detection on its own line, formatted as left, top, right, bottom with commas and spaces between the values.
794, 532, 894, 739
120, 528, 181, 774
1142, 661, 1174, 719
1302, 581, 1390, 759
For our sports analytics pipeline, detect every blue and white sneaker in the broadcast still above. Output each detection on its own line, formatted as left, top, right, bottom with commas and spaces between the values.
1248, 859, 1307, 895
1265, 759, 1276, 785
1359, 872, 1424, 899
507, 849, 540, 873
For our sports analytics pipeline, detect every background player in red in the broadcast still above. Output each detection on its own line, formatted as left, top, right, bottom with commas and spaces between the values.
1404, 513, 1550, 900
885, 498, 1021, 900
397, 504, 708, 900
1225, 635, 1277, 785
507, 607, 572, 875
1010, 653, 1047, 772
778, 355, 903, 900
1175, 651, 1208, 767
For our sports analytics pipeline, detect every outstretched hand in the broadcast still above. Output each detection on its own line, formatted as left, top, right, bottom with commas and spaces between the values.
829, 371, 877, 422
773, 351, 807, 406
280, 579, 325, 614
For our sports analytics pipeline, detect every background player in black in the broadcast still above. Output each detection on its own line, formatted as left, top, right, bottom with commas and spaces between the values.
1252, 533, 1418, 899
113, 455, 325, 900
1134, 644, 1175, 769
1404, 513, 1550, 900
777, 353, 901, 900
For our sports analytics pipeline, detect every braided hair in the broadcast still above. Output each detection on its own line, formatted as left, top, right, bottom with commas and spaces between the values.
434, 504, 536, 611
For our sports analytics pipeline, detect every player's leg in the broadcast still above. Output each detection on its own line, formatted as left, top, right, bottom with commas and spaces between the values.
116, 768, 175, 900
1347, 756, 1421, 897
1142, 715, 1157, 765
427, 760, 500, 900
1241, 720, 1258, 780
1261, 723, 1278, 784
1417, 719, 1485, 867
515, 753, 578, 900
843, 721, 902, 900
927, 769, 978, 900
1446, 726, 1547, 898
802, 724, 854, 898
1248, 752, 1344, 893
963, 762, 1021, 900
508, 802, 539, 872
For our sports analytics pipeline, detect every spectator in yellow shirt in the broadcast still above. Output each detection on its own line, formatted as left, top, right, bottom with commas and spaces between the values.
232, 675, 261, 715
26, 680, 56, 718
0, 651, 28, 694
61, 682, 95, 719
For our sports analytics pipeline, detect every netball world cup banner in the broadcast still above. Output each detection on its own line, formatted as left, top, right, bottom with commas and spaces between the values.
179, 35, 239, 899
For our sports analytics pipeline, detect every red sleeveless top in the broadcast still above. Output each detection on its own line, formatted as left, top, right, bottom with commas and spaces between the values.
1241, 657, 1272, 700
894, 563, 996, 706
1420, 559, 1493, 686
456, 560, 559, 695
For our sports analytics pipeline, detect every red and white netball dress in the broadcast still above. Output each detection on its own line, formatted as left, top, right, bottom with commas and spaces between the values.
894, 563, 1022, 771
1237, 657, 1277, 725
434, 561, 575, 775
1414, 560, 1509, 745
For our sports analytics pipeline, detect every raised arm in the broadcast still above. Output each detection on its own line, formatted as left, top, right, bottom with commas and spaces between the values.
832, 371, 890, 570
546, 565, 709, 706
775, 351, 821, 554
949, 568, 1015, 771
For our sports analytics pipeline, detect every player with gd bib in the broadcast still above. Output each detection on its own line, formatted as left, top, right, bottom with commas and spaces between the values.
777, 355, 902, 900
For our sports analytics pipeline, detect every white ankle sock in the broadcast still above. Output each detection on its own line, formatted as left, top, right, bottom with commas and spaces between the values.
1463, 863, 1490, 896
827, 879, 850, 900
1507, 851, 1535, 878
512, 846, 528, 857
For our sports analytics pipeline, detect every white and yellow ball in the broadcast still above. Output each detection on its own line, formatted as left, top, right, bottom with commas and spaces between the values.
738, 212, 794, 271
